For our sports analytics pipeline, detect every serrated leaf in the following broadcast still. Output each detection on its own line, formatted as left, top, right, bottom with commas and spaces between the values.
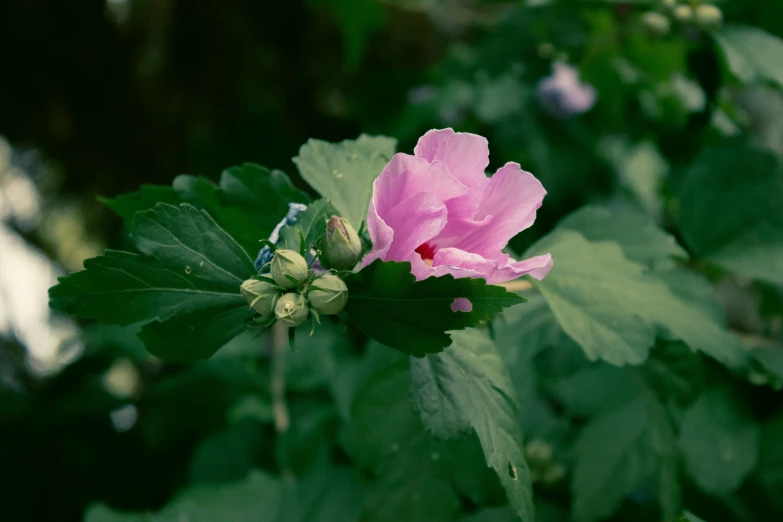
678, 388, 760, 494
558, 205, 687, 267
102, 165, 309, 255
714, 25, 783, 90
410, 329, 534, 521
293, 134, 396, 228
344, 260, 525, 357
50, 203, 255, 360
678, 138, 783, 285
526, 229, 746, 368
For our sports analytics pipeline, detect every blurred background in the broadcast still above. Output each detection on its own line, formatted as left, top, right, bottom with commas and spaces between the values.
1, 0, 782, 520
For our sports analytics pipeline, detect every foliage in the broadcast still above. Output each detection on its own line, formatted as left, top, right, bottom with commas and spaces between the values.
3, 1, 783, 522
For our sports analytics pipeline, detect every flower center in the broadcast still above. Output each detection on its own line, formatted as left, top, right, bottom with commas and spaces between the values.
415, 243, 437, 268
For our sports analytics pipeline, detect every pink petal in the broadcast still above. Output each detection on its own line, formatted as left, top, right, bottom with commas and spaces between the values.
439, 162, 546, 257
451, 298, 473, 313
432, 247, 495, 280
372, 153, 468, 217
413, 129, 489, 192
491, 253, 553, 284
384, 193, 448, 260
414, 129, 490, 223
362, 198, 393, 267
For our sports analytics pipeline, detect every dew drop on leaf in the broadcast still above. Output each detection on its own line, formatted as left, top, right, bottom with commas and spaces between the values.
185, 265, 191, 274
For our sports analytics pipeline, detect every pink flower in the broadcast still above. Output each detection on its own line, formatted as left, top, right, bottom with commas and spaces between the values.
363, 128, 553, 285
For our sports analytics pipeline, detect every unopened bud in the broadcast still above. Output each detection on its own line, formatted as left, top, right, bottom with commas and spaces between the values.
271, 250, 309, 289
673, 4, 693, 23
319, 216, 362, 270
694, 4, 723, 29
642, 11, 671, 35
307, 274, 348, 315
274, 293, 309, 327
240, 278, 280, 316
525, 439, 553, 467
661, 0, 677, 11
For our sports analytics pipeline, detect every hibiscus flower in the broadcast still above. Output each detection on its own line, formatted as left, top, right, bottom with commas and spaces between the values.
363, 128, 552, 285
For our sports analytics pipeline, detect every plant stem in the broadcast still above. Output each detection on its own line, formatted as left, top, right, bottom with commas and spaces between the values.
271, 322, 290, 434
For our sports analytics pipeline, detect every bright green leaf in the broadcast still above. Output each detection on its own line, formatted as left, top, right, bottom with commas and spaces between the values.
558, 205, 687, 267
678, 388, 760, 494
345, 260, 525, 356
527, 230, 746, 368
410, 329, 534, 522
293, 134, 396, 228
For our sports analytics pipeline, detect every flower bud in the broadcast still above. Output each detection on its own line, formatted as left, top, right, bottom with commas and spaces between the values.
694, 4, 723, 29
271, 249, 309, 289
307, 274, 348, 315
642, 11, 671, 36
274, 292, 309, 327
524, 439, 554, 468
661, 0, 677, 11
240, 278, 280, 316
319, 216, 362, 270
673, 4, 693, 23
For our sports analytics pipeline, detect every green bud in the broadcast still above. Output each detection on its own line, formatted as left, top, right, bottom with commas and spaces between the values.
240, 278, 280, 316
694, 4, 723, 29
271, 249, 309, 289
661, 0, 677, 11
307, 274, 348, 315
673, 4, 693, 23
641, 11, 671, 35
319, 216, 362, 270
274, 292, 309, 327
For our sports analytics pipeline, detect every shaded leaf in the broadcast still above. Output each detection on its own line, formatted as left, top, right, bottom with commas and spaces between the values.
678, 388, 760, 494
410, 329, 534, 521
678, 138, 783, 284
345, 260, 525, 357
715, 25, 783, 90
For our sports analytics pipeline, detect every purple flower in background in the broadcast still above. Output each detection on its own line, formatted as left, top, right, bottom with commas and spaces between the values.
537, 62, 597, 119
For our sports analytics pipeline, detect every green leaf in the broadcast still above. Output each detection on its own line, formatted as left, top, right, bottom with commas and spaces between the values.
409, 330, 534, 522
84, 471, 282, 522
678, 138, 783, 285
188, 421, 264, 485
558, 205, 687, 267
463, 507, 517, 522
678, 388, 760, 494
277, 198, 334, 253
100, 184, 182, 221
527, 229, 746, 368
343, 363, 461, 522
102, 165, 309, 255
571, 397, 657, 522
50, 203, 255, 360
293, 134, 396, 228
679, 513, 707, 522
276, 462, 364, 522
344, 260, 525, 357
714, 25, 783, 90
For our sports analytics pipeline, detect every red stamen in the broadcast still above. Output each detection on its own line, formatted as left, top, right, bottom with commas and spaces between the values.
415, 243, 437, 267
